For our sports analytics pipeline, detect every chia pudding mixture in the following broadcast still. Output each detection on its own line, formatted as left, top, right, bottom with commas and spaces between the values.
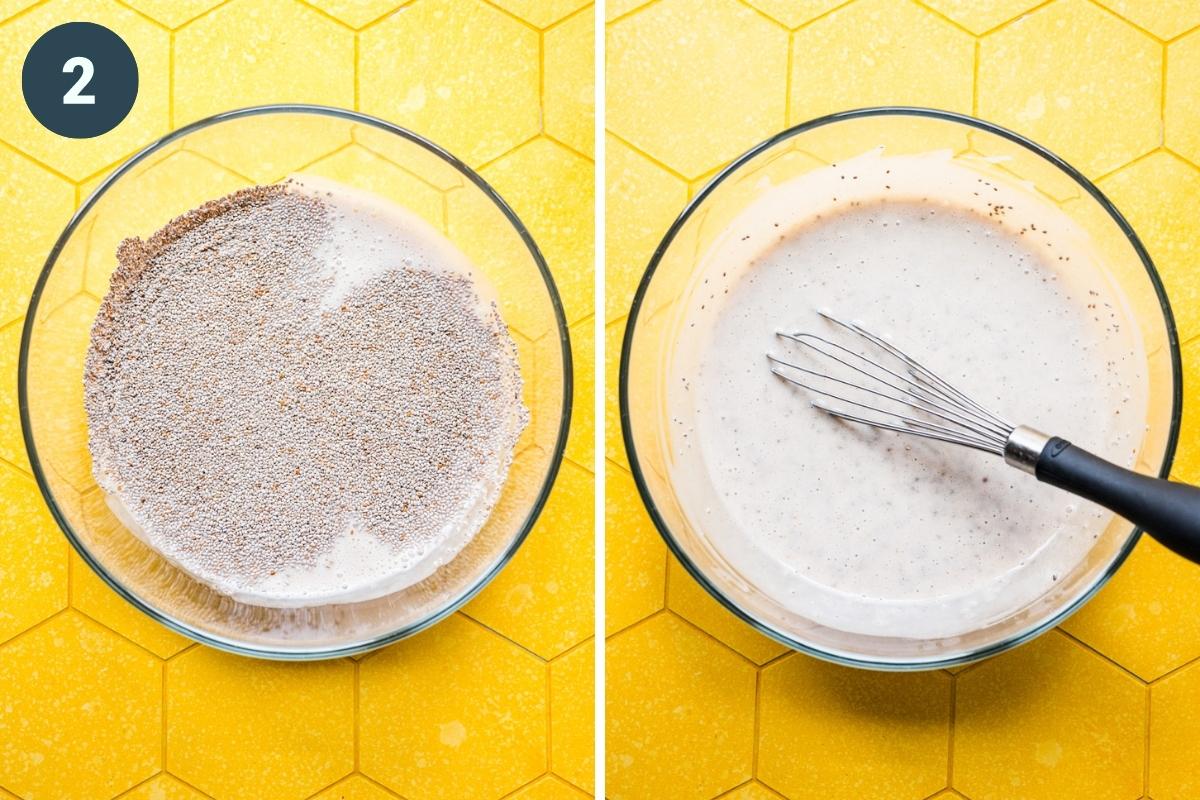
85, 178, 528, 607
667, 150, 1148, 640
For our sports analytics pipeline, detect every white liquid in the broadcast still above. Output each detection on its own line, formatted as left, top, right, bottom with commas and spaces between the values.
667, 152, 1148, 640
101, 176, 524, 608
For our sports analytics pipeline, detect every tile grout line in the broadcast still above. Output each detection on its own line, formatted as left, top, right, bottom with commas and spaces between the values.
76, 145, 156, 188
605, 606, 668, 641
165, 642, 200, 662
302, 771, 356, 800
168, 31, 175, 130
545, 658, 554, 774
751, 667, 762, 779
604, 129, 694, 183
547, 1, 595, 32
457, 612, 551, 662
170, 0, 234, 31
1160, 144, 1200, 171
1091, 146, 1162, 184
65, 539, 73, 600
1149, 650, 1200, 685
473, 134, 541, 174
0, 138, 76, 185
0, 606, 70, 650
971, 38, 980, 116
169, 773, 216, 799
178, 147, 257, 184
714, 779, 754, 798
355, 0, 416, 33
69, 603, 170, 661
1144, 683, 1152, 796
548, 633, 594, 664
910, 0, 977, 38
946, 672, 957, 790
661, 540, 671, 608
734, 0, 789, 32
294, 0, 357, 32
110, 771, 160, 799
478, 0, 541, 33
669, 610, 761, 669
114, 0, 170, 30
0, 454, 31, 477
496, 771, 551, 799
0, 0, 51, 29
1084, 0, 1165, 44
1168, 20, 1200, 43
539, 29, 547, 131
1057, 628, 1147, 685
161, 657, 169, 773
291, 140, 356, 174
784, 30, 794, 127
975, 0, 1056, 37
353, 657, 361, 770
359, 773, 406, 798
1160, 41, 1168, 148
543, 131, 597, 164
789, 0, 856, 34
605, 0, 663, 27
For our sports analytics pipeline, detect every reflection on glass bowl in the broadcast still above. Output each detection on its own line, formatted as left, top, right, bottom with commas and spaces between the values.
21, 105, 571, 659
621, 108, 1180, 670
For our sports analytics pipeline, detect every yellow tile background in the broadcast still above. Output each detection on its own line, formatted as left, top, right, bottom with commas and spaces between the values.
606, 1, 1200, 798
0, 1, 594, 799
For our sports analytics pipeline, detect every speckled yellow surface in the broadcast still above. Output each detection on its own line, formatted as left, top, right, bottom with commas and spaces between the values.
0, 1, 593, 799
606, 1, 1200, 798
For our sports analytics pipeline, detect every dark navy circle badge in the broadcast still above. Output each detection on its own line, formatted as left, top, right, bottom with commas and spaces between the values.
22, 21, 138, 139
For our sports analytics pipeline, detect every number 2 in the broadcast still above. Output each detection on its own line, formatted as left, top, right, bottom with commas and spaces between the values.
62, 56, 95, 105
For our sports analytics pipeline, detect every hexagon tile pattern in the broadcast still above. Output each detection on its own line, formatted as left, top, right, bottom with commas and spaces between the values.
0, 1, 594, 798
977, 0, 1161, 178
0, 0, 170, 180
607, 613, 757, 799
790, 0, 975, 121
607, 0, 789, 178
360, 614, 548, 799
606, 1, 1200, 798
0, 612, 162, 800
167, 648, 355, 800
359, 0, 541, 168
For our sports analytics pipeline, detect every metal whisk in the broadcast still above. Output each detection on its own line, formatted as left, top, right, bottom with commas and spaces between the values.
768, 311, 1200, 564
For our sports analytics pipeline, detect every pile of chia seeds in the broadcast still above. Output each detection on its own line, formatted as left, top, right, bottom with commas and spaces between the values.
84, 184, 527, 603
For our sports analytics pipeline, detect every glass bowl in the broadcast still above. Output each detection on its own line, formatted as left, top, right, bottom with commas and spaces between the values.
621, 107, 1181, 670
20, 105, 571, 659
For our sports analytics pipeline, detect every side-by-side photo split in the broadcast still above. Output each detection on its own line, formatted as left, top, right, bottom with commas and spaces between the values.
4, 0, 1200, 798
607, 2, 1200, 799
0, 3, 592, 800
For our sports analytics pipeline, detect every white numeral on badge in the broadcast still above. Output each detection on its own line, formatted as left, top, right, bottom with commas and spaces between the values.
62, 56, 95, 105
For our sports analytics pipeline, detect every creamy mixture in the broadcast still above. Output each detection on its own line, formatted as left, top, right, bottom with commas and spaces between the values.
85, 177, 527, 608
667, 151, 1148, 640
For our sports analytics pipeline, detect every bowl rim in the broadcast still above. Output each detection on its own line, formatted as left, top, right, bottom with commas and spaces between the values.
18, 103, 573, 660
619, 106, 1183, 670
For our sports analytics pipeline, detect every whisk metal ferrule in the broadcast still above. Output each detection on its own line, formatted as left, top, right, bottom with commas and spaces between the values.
1003, 425, 1051, 475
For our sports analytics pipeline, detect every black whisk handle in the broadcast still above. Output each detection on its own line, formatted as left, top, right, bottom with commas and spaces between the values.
1035, 437, 1200, 565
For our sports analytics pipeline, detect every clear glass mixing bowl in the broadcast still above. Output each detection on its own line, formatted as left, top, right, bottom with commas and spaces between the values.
21, 105, 571, 659
621, 107, 1181, 670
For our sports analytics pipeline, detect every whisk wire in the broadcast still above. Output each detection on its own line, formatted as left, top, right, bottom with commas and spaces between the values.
774, 332, 1008, 441
770, 312, 1015, 455
818, 406, 1008, 455
767, 349, 1005, 447
820, 312, 1011, 433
